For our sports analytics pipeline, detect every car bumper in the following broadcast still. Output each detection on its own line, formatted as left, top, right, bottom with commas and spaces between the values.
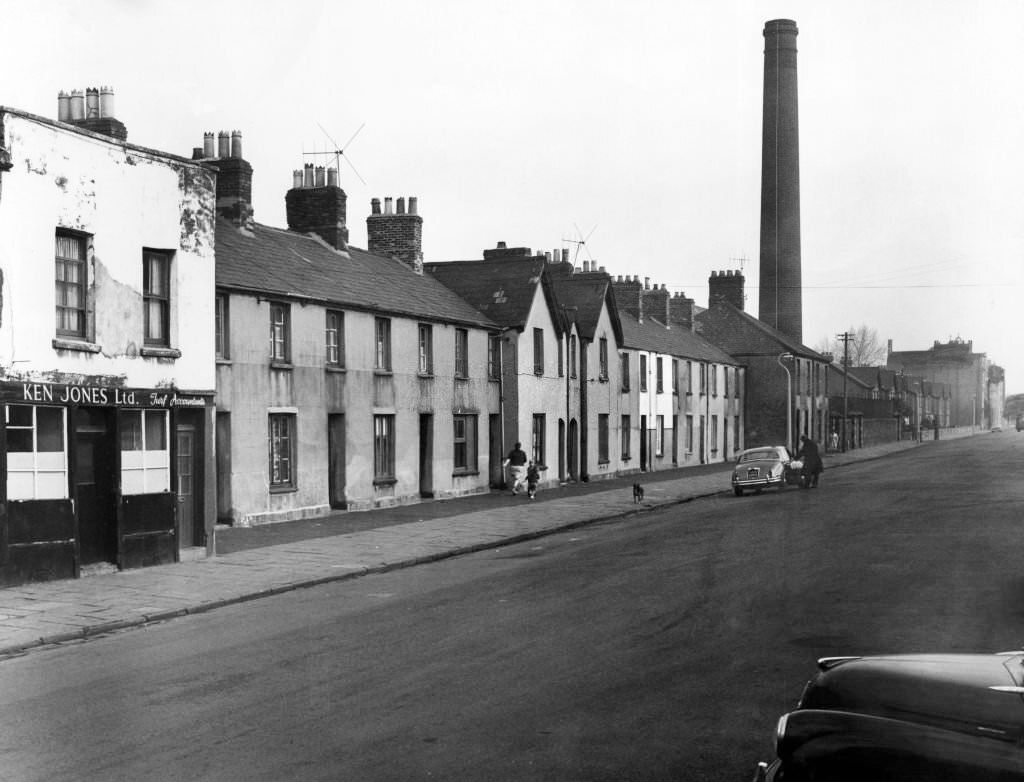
733, 476, 784, 489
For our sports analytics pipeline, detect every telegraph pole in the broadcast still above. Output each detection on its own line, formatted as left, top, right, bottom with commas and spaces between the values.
837, 331, 853, 452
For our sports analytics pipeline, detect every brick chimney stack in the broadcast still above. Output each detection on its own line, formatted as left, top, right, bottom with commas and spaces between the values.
708, 269, 746, 310
641, 283, 670, 325
669, 292, 698, 332
367, 196, 423, 272
611, 275, 644, 322
57, 86, 127, 141
286, 163, 348, 250
759, 18, 802, 342
201, 130, 254, 229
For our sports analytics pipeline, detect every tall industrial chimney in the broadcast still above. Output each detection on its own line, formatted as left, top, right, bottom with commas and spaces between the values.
759, 19, 802, 343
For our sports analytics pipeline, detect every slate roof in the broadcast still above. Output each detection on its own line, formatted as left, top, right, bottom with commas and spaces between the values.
424, 257, 563, 333
619, 312, 739, 365
547, 273, 623, 344
215, 219, 494, 328
695, 300, 827, 361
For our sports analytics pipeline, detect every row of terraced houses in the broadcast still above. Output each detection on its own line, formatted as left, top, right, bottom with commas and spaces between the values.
0, 91, 999, 586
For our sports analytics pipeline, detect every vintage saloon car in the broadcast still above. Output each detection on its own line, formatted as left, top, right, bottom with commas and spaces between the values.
732, 446, 799, 496
753, 652, 1024, 781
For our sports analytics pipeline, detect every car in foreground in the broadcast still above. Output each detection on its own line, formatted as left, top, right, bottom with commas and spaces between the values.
732, 446, 799, 496
753, 652, 1024, 781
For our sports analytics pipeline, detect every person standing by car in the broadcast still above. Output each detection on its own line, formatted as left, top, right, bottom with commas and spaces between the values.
503, 442, 528, 495
796, 434, 823, 488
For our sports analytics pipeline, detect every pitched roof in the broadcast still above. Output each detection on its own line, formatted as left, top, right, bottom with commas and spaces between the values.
547, 273, 623, 344
424, 257, 561, 332
695, 300, 827, 361
619, 312, 739, 364
215, 219, 494, 328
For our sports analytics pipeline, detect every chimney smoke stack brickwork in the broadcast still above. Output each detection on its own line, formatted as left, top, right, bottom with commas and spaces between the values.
759, 19, 802, 343
202, 130, 254, 229
708, 269, 746, 311
57, 86, 127, 140
286, 163, 348, 250
367, 196, 423, 272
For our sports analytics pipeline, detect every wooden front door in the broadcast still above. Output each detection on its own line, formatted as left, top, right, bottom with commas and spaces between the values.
75, 407, 117, 565
328, 414, 346, 509
176, 426, 196, 547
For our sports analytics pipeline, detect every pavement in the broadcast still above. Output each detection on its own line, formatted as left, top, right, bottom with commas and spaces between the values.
0, 433, 972, 658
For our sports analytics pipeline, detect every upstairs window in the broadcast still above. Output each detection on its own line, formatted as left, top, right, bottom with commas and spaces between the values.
326, 310, 345, 367
55, 231, 87, 338
418, 324, 434, 375
375, 317, 392, 371
639, 354, 648, 392
569, 336, 577, 378
620, 353, 630, 392
143, 250, 171, 346
533, 328, 544, 375
215, 294, 229, 359
455, 328, 469, 378
672, 359, 679, 394
269, 302, 290, 363
599, 338, 609, 381
488, 335, 501, 380
656, 357, 664, 393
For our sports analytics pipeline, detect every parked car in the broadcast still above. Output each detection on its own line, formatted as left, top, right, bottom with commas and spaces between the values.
753, 652, 1024, 781
732, 446, 800, 496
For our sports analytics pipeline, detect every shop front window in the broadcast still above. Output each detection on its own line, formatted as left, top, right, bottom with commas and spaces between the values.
6, 404, 68, 500
120, 409, 170, 494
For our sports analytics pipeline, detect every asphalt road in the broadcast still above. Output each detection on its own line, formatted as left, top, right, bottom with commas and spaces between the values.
1, 432, 1022, 782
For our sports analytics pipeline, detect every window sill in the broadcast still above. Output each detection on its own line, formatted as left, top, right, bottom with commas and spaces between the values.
269, 485, 296, 494
270, 360, 293, 371
452, 470, 480, 477
325, 365, 346, 374
374, 369, 393, 377
418, 371, 434, 379
52, 337, 101, 353
598, 459, 609, 465
141, 346, 182, 359
373, 477, 397, 487
621, 456, 631, 462
216, 357, 232, 366
454, 375, 468, 382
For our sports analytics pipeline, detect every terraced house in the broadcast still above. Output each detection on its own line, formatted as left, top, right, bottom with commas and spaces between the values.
210, 138, 498, 525
0, 91, 217, 586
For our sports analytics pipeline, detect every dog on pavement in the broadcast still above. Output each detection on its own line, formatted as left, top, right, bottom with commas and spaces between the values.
632, 482, 644, 503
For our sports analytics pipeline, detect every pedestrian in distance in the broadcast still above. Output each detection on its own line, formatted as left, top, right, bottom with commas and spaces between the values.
503, 442, 528, 495
796, 434, 823, 488
526, 461, 541, 499
830, 430, 839, 452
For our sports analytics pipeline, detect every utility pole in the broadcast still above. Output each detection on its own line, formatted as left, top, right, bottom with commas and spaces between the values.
837, 331, 853, 452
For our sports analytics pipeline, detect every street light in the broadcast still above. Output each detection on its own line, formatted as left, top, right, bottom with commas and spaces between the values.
778, 353, 794, 451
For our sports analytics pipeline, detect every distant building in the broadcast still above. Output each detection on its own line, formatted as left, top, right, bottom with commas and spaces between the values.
886, 338, 991, 428
0, 92, 217, 586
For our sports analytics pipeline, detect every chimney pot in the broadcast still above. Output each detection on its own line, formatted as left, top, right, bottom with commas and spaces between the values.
192, 147, 204, 160
57, 90, 71, 121
203, 132, 215, 157
292, 169, 304, 189
69, 90, 85, 121
315, 166, 326, 187
99, 86, 115, 118
327, 167, 339, 187
371, 197, 381, 215
409, 196, 418, 215
396, 197, 406, 215
303, 163, 314, 188
384, 197, 393, 215
230, 130, 243, 159
496, 241, 507, 249
85, 87, 99, 118
217, 131, 230, 158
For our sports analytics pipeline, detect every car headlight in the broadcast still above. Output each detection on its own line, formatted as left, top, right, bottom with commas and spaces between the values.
774, 713, 789, 756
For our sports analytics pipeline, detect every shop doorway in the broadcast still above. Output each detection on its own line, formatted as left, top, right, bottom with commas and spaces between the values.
175, 425, 197, 547
74, 407, 117, 566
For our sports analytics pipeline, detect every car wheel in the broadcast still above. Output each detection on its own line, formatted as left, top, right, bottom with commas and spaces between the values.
734, 487, 743, 497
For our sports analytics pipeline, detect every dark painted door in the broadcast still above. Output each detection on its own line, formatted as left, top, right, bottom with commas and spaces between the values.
489, 414, 503, 488
568, 419, 578, 480
328, 414, 346, 509
75, 407, 117, 565
419, 414, 433, 498
639, 415, 648, 471
176, 426, 196, 547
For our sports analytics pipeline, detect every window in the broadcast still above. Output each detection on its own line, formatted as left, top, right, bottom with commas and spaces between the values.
143, 250, 171, 346
672, 359, 679, 395
55, 231, 87, 337
724, 366, 731, 398
557, 338, 564, 377
533, 328, 544, 375
6, 404, 68, 500
711, 415, 719, 453
620, 353, 630, 391
599, 338, 609, 381
532, 414, 546, 466
418, 324, 433, 375
488, 335, 501, 380
269, 302, 290, 363
569, 335, 577, 378
621, 415, 631, 459
598, 414, 609, 463
455, 328, 469, 378
326, 310, 345, 367
656, 357, 664, 393
711, 364, 718, 396
453, 414, 478, 473
686, 360, 693, 394
685, 415, 694, 452
734, 415, 741, 451
120, 409, 170, 494
656, 415, 664, 456
699, 362, 707, 394
639, 354, 648, 392
375, 317, 392, 371
215, 293, 229, 359
373, 415, 396, 482
269, 413, 296, 490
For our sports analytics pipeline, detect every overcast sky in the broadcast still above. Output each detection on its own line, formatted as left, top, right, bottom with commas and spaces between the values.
4, 0, 1022, 396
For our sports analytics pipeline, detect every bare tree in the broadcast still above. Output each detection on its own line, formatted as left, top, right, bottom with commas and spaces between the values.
817, 324, 888, 367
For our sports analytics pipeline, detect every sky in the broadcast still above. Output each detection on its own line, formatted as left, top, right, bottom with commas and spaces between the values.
4, 0, 1022, 394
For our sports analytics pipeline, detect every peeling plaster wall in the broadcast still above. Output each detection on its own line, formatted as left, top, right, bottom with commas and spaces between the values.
0, 112, 216, 390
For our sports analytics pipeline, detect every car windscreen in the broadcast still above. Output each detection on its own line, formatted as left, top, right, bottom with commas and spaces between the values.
738, 450, 779, 464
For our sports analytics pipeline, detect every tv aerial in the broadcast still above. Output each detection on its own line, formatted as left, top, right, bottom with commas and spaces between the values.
562, 223, 597, 265
303, 121, 367, 185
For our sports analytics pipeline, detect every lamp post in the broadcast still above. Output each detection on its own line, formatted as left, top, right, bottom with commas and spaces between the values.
778, 352, 794, 451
